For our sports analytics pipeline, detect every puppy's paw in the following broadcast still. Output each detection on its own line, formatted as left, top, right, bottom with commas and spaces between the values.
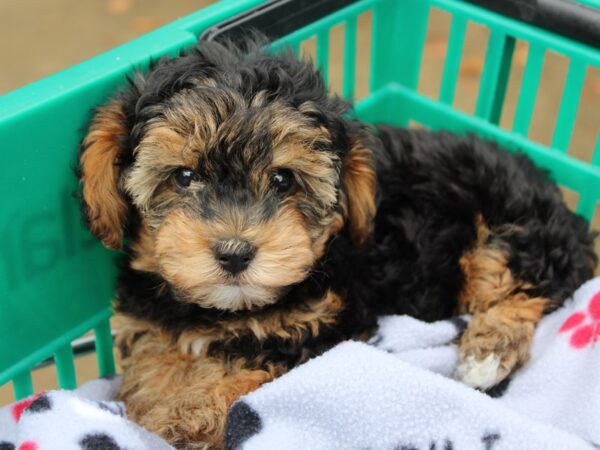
456, 353, 503, 390
456, 311, 533, 390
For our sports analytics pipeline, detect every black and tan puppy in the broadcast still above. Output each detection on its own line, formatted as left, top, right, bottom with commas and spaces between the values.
79, 39, 597, 449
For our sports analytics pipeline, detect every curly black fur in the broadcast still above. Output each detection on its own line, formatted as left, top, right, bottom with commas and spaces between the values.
86, 39, 597, 369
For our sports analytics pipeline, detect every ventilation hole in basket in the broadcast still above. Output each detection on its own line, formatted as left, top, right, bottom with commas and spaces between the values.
67, 330, 104, 385
593, 202, 600, 226
299, 36, 316, 61
527, 50, 569, 147
29, 362, 58, 395
559, 186, 580, 213
417, 7, 451, 100
327, 22, 345, 97
0, 381, 15, 407
76, 352, 108, 385
497, 39, 530, 131
314, 29, 331, 87
454, 20, 490, 116
354, 10, 372, 101
568, 66, 599, 164
408, 120, 429, 130
593, 204, 600, 277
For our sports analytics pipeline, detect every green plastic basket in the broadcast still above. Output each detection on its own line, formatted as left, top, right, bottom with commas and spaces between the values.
1, 0, 599, 401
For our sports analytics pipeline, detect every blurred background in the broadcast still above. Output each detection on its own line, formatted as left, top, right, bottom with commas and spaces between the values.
1, 0, 598, 165
0, 0, 598, 403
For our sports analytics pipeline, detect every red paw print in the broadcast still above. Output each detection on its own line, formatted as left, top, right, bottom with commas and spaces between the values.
560, 291, 600, 349
11, 392, 43, 422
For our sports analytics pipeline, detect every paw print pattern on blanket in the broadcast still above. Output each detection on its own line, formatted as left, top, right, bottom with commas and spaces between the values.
17, 443, 37, 450
0, 442, 36, 450
10, 393, 45, 423
79, 433, 124, 450
559, 290, 600, 349
23, 397, 50, 416
0, 380, 171, 450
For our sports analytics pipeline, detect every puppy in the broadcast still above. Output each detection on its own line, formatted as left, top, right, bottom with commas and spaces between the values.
79, 39, 597, 449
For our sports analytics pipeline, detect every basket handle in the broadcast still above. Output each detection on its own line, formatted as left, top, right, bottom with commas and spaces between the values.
464, 0, 600, 49
199, 0, 357, 44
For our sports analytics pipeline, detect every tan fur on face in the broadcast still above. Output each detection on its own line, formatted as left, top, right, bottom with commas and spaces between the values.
123, 122, 205, 229
130, 224, 159, 273
125, 128, 343, 312
80, 99, 129, 249
118, 92, 354, 312
164, 88, 245, 151
122, 96, 341, 224
126, 125, 195, 197
272, 143, 340, 218
154, 206, 314, 310
267, 102, 332, 149
342, 142, 377, 246
310, 211, 345, 259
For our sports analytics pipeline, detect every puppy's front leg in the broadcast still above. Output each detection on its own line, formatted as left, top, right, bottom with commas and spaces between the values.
134, 364, 273, 450
117, 329, 276, 450
456, 295, 548, 389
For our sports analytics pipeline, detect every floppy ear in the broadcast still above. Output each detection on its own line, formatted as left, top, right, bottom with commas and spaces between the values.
79, 98, 129, 249
342, 137, 377, 246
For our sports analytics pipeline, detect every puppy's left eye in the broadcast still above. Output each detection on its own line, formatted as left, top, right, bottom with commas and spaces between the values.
270, 169, 295, 194
173, 168, 198, 188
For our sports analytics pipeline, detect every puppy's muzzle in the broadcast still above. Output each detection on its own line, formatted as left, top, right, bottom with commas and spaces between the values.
214, 239, 256, 275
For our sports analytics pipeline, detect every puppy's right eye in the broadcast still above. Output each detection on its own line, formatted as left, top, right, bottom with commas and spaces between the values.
270, 169, 295, 194
173, 168, 197, 188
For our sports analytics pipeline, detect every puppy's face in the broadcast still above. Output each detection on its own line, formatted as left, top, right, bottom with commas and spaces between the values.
80, 42, 376, 311
126, 93, 343, 311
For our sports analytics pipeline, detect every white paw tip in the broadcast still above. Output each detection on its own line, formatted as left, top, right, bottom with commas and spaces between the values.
456, 353, 501, 390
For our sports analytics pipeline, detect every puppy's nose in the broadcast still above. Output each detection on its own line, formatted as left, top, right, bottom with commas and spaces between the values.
215, 240, 256, 275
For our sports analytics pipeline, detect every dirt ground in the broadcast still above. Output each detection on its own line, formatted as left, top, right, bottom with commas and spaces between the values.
0, 0, 598, 403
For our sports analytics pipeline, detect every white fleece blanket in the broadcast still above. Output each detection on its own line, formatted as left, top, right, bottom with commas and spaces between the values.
2, 278, 600, 450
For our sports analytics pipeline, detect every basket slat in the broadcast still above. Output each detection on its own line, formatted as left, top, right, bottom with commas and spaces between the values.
55, 344, 77, 390
475, 30, 515, 123
512, 43, 546, 136
552, 59, 587, 152
439, 14, 467, 105
94, 319, 116, 378
317, 29, 331, 88
12, 371, 33, 399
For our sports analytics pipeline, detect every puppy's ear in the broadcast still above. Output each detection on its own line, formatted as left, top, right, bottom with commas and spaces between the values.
342, 136, 377, 246
79, 98, 129, 249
